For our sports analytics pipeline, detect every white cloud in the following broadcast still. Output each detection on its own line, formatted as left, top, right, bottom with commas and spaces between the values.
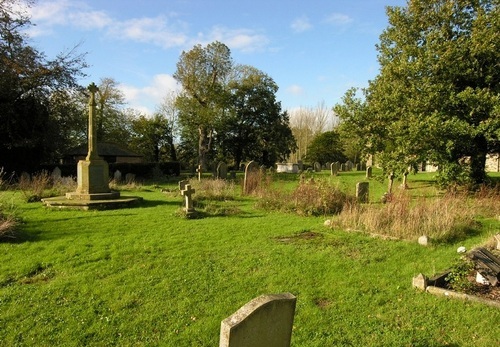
27, 1, 268, 53
325, 13, 353, 26
109, 16, 188, 49
286, 84, 304, 96
291, 16, 312, 33
119, 74, 180, 115
195, 26, 269, 53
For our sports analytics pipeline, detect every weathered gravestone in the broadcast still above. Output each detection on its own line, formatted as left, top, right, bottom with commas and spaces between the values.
366, 166, 372, 179
125, 173, 135, 184
314, 162, 321, 172
401, 171, 409, 189
387, 172, 395, 194
219, 293, 296, 347
356, 182, 369, 203
345, 160, 354, 171
113, 170, 122, 183
297, 160, 303, 172
243, 161, 260, 195
51, 167, 62, 181
331, 162, 339, 176
179, 180, 196, 216
325, 162, 331, 171
217, 162, 228, 179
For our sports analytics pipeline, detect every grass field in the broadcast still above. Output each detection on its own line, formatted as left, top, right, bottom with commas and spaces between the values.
0, 170, 499, 346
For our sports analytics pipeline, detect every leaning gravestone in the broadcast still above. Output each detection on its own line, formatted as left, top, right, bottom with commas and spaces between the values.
219, 293, 296, 347
217, 162, 228, 180
356, 182, 369, 203
331, 162, 339, 176
243, 161, 260, 194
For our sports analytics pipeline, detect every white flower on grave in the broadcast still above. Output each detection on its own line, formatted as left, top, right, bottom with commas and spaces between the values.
457, 246, 466, 253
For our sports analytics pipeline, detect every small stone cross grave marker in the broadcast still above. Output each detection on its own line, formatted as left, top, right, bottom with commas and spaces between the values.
179, 180, 196, 215
196, 165, 202, 181
219, 293, 296, 347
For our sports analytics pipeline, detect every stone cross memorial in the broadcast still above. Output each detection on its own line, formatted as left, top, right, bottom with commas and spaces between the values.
66, 83, 119, 201
219, 293, 296, 347
179, 180, 195, 215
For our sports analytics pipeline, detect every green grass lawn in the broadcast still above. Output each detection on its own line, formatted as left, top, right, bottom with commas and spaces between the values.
1, 171, 499, 346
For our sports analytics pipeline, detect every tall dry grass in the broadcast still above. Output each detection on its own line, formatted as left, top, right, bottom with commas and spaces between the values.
333, 188, 499, 242
17, 171, 76, 202
0, 213, 17, 240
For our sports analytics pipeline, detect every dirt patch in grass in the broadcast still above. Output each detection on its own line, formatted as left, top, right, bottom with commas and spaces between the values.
274, 230, 323, 243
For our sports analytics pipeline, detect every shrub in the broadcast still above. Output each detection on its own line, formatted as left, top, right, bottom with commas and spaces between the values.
445, 256, 476, 293
256, 178, 356, 216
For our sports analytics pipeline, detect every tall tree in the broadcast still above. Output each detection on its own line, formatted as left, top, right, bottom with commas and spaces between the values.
46, 88, 87, 162
361, 0, 499, 186
96, 77, 129, 143
174, 41, 232, 170
155, 91, 179, 161
0, 0, 87, 172
334, 88, 368, 164
218, 65, 296, 168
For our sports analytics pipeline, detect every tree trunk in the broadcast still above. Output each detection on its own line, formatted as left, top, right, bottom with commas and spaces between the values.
470, 135, 487, 185
198, 126, 211, 170
169, 139, 177, 161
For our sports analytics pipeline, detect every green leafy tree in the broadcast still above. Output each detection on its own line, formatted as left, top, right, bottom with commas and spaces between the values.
305, 130, 346, 166
218, 65, 296, 168
359, 0, 499, 186
130, 113, 175, 162
46, 88, 87, 162
96, 77, 130, 143
155, 91, 179, 161
0, 0, 87, 172
174, 41, 232, 170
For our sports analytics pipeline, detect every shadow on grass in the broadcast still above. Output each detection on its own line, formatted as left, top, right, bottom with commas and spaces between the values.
0, 228, 39, 244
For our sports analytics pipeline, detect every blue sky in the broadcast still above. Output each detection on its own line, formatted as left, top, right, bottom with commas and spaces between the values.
24, 0, 407, 114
